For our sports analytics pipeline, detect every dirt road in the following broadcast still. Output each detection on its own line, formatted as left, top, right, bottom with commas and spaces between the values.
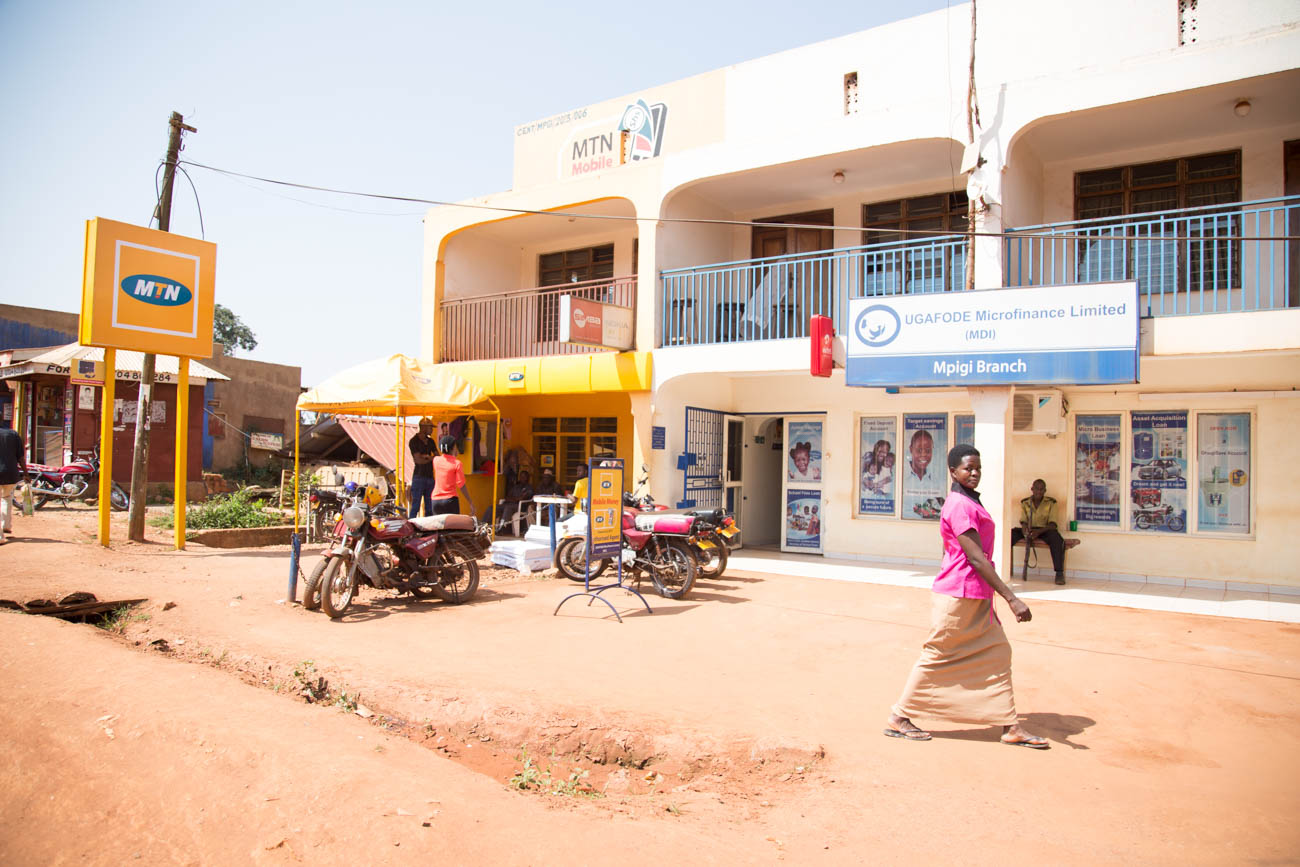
1, 507, 1298, 864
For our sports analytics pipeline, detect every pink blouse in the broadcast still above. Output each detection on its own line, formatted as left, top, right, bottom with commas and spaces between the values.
931, 488, 996, 599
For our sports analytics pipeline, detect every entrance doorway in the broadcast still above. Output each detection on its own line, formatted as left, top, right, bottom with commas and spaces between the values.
744, 210, 835, 339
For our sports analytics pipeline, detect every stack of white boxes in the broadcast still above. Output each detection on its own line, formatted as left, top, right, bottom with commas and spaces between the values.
489, 538, 553, 574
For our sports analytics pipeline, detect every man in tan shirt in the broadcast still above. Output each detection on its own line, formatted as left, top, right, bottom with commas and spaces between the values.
1010, 479, 1080, 585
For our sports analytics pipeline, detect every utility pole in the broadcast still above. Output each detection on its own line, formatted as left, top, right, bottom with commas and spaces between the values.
127, 111, 196, 541
964, 0, 981, 293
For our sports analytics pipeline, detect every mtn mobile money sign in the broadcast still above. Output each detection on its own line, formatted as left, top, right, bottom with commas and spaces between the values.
846, 282, 1138, 387
80, 217, 216, 357
558, 295, 634, 351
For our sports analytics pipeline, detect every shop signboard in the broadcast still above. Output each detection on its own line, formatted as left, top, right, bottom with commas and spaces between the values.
588, 461, 623, 559
558, 295, 633, 351
846, 282, 1138, 387
249, 432, 284, 452
80, 218, 216, 357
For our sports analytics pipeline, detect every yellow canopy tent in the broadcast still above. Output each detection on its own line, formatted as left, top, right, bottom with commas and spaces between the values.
294, 354, 501, 531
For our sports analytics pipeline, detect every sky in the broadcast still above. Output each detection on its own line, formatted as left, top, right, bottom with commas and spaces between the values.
0, 0, 950, 386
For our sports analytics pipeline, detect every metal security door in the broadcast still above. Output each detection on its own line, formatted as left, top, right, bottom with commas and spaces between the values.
681, 406, 724, 510
721, 415, 745, 543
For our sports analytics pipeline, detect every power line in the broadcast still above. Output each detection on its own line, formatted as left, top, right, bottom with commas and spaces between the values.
179, 159, 1299, 243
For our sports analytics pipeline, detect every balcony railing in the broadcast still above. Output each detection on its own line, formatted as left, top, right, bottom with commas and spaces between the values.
659, 196, 1299, 347
1005, 196, 1299, 316
439, 276, 636, 362
659, 235, 967, 346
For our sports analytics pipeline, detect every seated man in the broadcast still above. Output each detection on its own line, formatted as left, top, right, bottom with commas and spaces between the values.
533, 468, 561, 497
487, 470, 535, 532
1010, 478, 1081, 585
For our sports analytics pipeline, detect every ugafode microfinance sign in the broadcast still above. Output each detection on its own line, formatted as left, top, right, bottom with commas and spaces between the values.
846, 282, 1139, 387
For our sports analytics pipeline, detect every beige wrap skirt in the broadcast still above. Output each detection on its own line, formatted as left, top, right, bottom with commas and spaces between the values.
891, 593, 1018, 726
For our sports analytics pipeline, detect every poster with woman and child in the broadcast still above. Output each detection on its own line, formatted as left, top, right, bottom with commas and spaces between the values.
858, 416, 897, 516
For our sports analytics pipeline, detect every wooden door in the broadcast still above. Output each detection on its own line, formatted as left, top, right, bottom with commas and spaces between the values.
1286, 140, 1299, 307
750, 210, 834, 337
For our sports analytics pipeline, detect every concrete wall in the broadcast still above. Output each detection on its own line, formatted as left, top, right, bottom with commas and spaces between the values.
203, 344, 301, 472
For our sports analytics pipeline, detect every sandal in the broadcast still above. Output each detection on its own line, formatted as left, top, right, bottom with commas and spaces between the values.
1000, 733, 1049, 749
884, 718, 932, 741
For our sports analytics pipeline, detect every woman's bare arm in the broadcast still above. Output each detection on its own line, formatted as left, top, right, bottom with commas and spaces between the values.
956, 529, 1031, 622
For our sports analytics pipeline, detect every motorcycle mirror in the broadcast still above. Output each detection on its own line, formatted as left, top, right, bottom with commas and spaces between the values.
373, 476, 389, 498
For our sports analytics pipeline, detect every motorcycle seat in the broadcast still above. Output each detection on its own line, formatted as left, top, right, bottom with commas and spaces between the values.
409, 514, 477, 532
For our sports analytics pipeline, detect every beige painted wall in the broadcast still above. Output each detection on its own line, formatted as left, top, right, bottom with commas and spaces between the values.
204, 346, 301, 472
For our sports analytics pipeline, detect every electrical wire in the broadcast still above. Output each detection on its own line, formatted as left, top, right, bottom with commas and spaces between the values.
177, 164, 206, 240
179, 159, 1300, 243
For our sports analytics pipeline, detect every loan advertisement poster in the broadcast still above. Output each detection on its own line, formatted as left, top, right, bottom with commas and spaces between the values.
1074, 414, 1122, 525
858, 416, 897, 515
901, 414, 948, 521
786, 420, 823, 483
1130, 411, 1187, 533
953, 414, 975, 448
1196, 413, 1251, 534
785, 488, 822, 549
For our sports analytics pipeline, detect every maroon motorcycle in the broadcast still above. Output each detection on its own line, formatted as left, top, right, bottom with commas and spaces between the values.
311, 485, 492, 619
552, 506, 703, 599
26, 447, 130, 511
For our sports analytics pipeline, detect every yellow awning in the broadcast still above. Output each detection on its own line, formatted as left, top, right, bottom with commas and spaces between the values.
297, 353, 492, 415
440, 351, 652, 396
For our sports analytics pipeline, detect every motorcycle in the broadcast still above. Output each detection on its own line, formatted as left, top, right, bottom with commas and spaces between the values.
620, 486, 739, 579
25, 447, 129, 511
551, 504, 707, 599
1134, 503, 1185, 532
310, 480, 492, 619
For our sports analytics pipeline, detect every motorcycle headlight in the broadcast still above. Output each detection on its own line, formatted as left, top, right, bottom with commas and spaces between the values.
342, 506, 367, 530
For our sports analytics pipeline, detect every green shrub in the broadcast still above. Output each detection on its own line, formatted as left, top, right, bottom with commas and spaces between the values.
153, 487, 284, 530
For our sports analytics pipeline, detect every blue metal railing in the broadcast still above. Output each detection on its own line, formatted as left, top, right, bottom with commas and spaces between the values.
658, 196, 1298, 347
659, 234, 967, 346
1005, 196, 1299, 316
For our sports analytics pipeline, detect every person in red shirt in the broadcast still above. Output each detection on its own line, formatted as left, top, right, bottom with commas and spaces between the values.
430, 435, 475, 517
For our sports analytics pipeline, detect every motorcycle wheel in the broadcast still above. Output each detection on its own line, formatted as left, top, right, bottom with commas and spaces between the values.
432, 552, 480, 604
694, 532, 729, 579
1135, 514, 1152, 530
30, 478, 56, 510
319, 556, 355, 619
553, 536, 610, 583
1168, 515, 1186, 532
302, 557, 329, 611
650, 539, 697, 600
109, 483, 130, 512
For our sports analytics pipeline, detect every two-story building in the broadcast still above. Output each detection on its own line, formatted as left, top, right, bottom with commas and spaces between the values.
422, 0, 1300, 589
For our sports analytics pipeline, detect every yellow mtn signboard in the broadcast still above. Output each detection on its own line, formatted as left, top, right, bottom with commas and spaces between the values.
80, 218, 216, 357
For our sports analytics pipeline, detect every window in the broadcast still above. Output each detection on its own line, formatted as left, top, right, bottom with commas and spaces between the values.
861, 192, 968, 295
1074, 151, 1241, 298
532, 416, 618, 487
536, 243, 616, 342
1073, 409, 1253, 536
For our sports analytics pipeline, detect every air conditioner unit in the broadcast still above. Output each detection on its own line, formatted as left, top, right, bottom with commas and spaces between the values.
1012, 389, 1066, 434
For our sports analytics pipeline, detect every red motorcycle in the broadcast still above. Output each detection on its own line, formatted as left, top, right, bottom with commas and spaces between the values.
309, 484, 492, 619
26, 447, 130, 511
552, 505, 703, 599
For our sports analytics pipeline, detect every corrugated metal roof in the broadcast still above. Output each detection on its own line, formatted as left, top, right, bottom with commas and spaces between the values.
24, 343, 230, 381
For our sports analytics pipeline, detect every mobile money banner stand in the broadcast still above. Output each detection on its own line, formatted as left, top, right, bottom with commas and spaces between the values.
553, 458, 652, 623
291, 354, 500, 603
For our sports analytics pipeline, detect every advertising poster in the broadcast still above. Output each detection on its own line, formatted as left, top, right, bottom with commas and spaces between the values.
1074, 414, 1122, 525
1130, 411, 1187, 533
785, 488, 822, 549
901, 414, 948, 521
588, 463, 624, 558
858, 416, 897, 515
953, 414, 975, 448
1197, 413, 1250, 534
786, 420, 823, 483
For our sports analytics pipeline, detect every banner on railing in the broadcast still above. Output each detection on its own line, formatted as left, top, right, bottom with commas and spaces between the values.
558, 295, 634, 351
845, 282, 1139, 387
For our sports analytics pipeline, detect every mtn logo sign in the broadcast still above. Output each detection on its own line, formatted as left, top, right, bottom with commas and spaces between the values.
120, 274, 193, 307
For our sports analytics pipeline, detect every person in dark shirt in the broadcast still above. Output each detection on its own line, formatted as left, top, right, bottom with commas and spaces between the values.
533, 468, 560, 496
408, 417, 436, 518
0, 419, 27, 544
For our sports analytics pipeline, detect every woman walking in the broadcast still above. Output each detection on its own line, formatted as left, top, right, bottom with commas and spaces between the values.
885, 443, 1048, 749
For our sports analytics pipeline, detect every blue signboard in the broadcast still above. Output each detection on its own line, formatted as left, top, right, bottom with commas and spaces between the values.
846, 282, 1139, 387
651, 425, 665, 450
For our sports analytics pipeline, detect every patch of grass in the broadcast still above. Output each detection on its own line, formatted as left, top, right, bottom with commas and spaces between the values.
96, 604, 148, 634
508, 749, 602, 799
152, 487, 284, 531
292, 660, 329, 703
